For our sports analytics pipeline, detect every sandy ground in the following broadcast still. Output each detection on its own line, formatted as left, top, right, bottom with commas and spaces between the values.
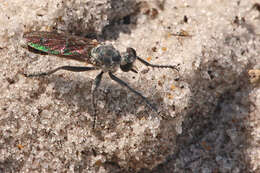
0, 0, 260, 172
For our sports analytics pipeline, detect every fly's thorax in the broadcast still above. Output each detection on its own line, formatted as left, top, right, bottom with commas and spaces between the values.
90, 45, 121, 73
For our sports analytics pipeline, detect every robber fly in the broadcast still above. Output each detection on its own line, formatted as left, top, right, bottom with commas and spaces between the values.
23, 31, 179, 128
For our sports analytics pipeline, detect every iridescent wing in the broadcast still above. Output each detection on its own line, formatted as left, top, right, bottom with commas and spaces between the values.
23, 31, 99, 62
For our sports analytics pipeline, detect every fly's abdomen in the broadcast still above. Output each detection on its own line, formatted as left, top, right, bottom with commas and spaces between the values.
23, 31, 100, 63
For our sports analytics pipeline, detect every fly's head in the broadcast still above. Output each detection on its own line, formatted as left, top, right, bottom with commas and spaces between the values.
120, 48, 137, 73
91, 45, 121, 73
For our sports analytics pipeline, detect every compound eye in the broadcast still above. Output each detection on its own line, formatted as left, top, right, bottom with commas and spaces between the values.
123, 47, 137, 64
126, 47, 136, 57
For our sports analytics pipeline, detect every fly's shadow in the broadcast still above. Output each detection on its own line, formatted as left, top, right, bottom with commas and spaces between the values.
54, 0, 140, 40
101, 0, 140, 40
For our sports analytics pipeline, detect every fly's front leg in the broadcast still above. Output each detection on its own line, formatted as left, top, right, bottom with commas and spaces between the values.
137, 57, 180, 71
91, 71, 104, 129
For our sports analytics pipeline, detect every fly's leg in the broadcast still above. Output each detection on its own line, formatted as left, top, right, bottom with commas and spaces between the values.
91, 71, 104, 129
108, 72, 158, 113
137, 57, 180, 71
24, 66, 98, 77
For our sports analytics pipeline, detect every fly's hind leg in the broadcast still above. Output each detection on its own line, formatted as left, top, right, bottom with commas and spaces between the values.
24, 66, 98, 77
